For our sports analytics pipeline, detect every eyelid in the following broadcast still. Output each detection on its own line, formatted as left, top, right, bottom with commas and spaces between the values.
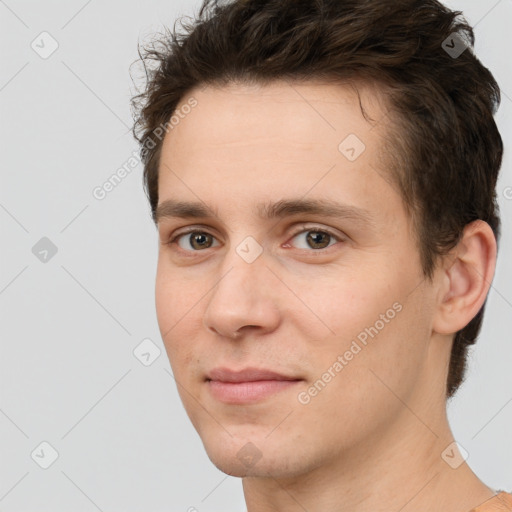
287, 223, 345, 243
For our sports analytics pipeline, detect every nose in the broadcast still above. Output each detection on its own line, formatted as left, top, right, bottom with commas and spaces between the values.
202, 247, 281, 339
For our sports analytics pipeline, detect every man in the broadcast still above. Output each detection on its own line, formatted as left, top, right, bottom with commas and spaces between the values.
131, 0, 511, 510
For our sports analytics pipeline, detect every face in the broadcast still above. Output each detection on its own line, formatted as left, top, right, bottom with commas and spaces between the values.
155, 80, 439, 478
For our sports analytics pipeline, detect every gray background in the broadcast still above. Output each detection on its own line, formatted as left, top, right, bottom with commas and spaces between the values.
0, 0, 511, 511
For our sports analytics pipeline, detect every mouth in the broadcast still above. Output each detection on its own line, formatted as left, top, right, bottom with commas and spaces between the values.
205, 366, 303, 404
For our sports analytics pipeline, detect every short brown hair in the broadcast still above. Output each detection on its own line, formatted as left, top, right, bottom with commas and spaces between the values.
131, 0, 503, 398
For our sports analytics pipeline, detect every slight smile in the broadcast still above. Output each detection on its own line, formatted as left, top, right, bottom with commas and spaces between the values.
206, 367, 304, 404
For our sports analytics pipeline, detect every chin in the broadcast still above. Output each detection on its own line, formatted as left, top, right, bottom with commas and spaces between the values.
205, 451, 294, 479
200, 433, 310, 479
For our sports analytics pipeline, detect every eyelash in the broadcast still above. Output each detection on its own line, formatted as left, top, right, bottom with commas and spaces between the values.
165, 225, 344, 255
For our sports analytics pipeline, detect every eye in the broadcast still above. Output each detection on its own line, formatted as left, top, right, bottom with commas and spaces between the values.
170, 230, 220, 252
286, 226, 344, 250
166, 224, 344, 255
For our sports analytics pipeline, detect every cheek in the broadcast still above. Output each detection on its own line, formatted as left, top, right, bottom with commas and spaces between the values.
295, 305, 430, 449
155, 260, 197, 328
288, 267, 399, 349
296, 264, 430, 384
155, 265, 200, 370
348, 293, 431, 394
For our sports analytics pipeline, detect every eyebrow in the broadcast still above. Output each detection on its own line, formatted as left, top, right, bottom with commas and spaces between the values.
154, 198, 375, 227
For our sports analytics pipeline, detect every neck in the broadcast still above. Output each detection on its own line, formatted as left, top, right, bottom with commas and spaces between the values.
242, 399, 495, 512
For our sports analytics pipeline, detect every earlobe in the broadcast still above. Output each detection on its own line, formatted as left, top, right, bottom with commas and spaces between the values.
433, 220, 497, 335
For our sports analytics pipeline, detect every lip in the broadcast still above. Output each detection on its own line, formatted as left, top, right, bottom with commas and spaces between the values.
206, 366, 300, 383
206, 367, 303, 404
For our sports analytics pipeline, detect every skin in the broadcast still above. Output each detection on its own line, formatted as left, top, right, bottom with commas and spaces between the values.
154, 80, 497, 512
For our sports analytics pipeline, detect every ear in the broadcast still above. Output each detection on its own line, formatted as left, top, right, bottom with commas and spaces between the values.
432, 220, 497, 335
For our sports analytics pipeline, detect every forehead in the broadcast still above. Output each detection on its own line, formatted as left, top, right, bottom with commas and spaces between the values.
163, 79, 388, 157
157, 79, 401, 227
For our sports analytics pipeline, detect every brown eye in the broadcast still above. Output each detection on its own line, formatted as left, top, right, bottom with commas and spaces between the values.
289, 227, 341, 250
305, 231, 332, 249
174, 231, 219, 251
